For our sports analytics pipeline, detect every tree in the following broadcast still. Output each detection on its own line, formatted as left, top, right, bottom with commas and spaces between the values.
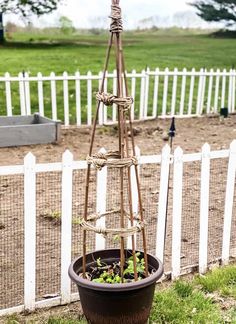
0, 0, 62, 43
59, 16, 74, 35
190, 0, 236, 27
0, 0, 62, 17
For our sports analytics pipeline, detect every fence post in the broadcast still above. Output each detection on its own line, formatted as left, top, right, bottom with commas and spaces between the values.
63, 71, 69, 126
222, 140, 236, 265
127, 146, 140, 249
156, 145, 171, 263
24, 152, 36, 311
75, 71, 81, 126
37, 72, 44, 116
171, 147, 183, 280
199, 143, 210, 274
5, 72, 12, 116
61, 150, 73, 304
96, 148, 107, 250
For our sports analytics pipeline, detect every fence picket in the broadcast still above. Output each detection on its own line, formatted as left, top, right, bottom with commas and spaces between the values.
144, 68, 150, 118
196, 68, 204, 115
139, 69, 146, 119
96, 148, 107, 250
162, 68, 169, 116
188, 68, 195, 115
156, 145, 171, 263
171, 68, 178, 116
232, 70, 236, 113
172, 147, 183, 279
24, 153, 36, 311
180, 68, 187, 115
214, 69, 220, 113
37, 72, 44, 116
199, 143, 211, 274
207, 69, 213, 114
50, 72, 57, 121
200, 69, 207, 114
5, 72, 12, 116
127, 146, 140, 249
98, 71, 104, 125
63, 72, 69, 126
87, 71, 92, 126
228, 69, 233, 113
222, 140, 236, 264
152, 68, 159, 118
24, 72, 31, 115
19, 72, 26, 116
113, 69, 117, 122
103, 72, 108, 124
75, 71, 81, 126
221, 68, 227, 109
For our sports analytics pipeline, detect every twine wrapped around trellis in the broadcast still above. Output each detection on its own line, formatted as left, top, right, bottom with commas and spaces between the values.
87, 151, 138, 170
110, 2, 123, 33
80, 219, 146, 238
96, 92, 133, 112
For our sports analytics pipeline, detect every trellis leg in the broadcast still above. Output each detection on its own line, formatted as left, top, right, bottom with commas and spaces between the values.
82, 33, 114, 276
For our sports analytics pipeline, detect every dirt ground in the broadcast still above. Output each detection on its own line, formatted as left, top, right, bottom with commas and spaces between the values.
1, 115, 236, 317
0, 115, 236, 166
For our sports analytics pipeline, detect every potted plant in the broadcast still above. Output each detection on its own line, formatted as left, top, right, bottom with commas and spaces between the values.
69, 1, 163, 323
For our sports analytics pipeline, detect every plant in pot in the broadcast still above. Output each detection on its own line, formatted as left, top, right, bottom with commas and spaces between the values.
69, 1, 164, 323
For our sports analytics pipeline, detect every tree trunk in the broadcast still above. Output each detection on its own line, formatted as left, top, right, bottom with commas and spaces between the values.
0, 13, 4, 44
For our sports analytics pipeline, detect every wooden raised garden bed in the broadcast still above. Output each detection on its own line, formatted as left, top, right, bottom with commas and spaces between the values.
0, 113, 61, 147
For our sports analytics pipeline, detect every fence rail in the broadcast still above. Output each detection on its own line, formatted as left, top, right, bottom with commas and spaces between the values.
1, 141, 236, 316
0, 68, 235, 126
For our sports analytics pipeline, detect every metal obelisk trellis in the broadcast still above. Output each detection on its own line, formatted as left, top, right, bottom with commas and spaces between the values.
81, 0, 148, 281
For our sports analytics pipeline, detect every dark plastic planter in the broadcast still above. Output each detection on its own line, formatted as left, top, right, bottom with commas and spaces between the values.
69, 249, 164, 324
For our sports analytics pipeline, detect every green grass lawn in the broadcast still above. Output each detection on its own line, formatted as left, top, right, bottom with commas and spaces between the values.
5, 264, 236, 323
1, 29, 236, 75
0, 29, 235, 123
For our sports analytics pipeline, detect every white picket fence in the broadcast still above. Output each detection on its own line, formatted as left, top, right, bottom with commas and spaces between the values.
0, 68, 235, 126
1, 141, 236, 316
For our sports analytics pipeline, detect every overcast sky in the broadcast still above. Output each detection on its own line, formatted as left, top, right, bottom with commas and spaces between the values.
6, 0, 212, 29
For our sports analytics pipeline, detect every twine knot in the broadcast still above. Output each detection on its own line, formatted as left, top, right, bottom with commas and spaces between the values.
110, 4, 123, 33
96, 92, 133, 112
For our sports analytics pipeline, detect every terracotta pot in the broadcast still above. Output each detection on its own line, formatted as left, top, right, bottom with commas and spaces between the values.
69, 249, 164, 324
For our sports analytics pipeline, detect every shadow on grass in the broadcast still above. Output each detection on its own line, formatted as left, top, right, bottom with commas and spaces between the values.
0, 39, 108, 49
